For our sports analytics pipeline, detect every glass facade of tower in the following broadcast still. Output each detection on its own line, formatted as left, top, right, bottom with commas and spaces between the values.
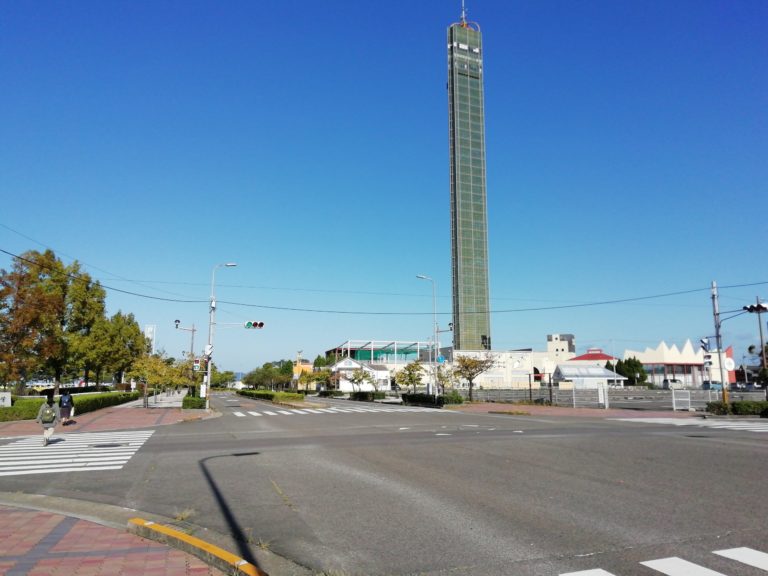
448, 21, 491, 351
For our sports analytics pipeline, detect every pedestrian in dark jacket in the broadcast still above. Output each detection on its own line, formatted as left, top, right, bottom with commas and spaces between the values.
59, 390, 75, 425
36, 392, 60, 446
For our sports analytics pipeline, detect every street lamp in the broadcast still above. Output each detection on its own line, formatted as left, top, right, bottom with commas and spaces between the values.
205, 262, 237, 409
417, 274, 438, 396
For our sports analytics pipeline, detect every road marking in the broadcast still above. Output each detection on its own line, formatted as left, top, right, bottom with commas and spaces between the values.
613, 418, 768, 434
560, 570, 616, 576
290, 409, 309, 414
233, 411, 246, 417
277, 410, 294, 415
0, 430, 154, 477
640, 557, 727, 575
263, 411, 278, 416
714, 547, 768, 570
247, 411, 262, 417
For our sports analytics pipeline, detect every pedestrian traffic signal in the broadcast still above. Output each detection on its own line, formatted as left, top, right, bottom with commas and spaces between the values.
193, 358, 201, 371
703, 354, 713, 367
245, 321, 264, 329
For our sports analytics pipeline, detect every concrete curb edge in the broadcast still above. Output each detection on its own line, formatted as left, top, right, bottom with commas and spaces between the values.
128, 517, 267, 576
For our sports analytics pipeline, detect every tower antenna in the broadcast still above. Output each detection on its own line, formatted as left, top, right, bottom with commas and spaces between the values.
461, 0, 467, 24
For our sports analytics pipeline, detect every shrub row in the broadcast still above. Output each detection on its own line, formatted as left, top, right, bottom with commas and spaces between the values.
237, 390, 304, 404
318, 390, 344, 398
402, 393, 445, 408
349, 391, 386, 402
443, 390, 464, 405
182, 396, 206, 409
0, 392, 140, 422
706, 400, 768, 417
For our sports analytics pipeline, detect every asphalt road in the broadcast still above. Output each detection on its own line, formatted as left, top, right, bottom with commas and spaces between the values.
2, 393, 767, 576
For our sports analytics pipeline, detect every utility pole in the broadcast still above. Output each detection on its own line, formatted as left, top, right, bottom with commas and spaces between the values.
711, 281, 728, 404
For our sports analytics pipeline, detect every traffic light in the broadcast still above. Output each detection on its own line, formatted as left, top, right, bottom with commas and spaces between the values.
193, 358, 201, 371
245, 321, 264, 329
743, 303, 768, 313
700, 338, 710, 352
703, 354, 713, 367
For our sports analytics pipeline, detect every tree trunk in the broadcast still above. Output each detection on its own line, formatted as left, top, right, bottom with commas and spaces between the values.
468, 380, 474, 402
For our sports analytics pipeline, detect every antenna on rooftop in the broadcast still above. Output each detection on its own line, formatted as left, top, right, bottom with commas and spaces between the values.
461, 0, 467, 24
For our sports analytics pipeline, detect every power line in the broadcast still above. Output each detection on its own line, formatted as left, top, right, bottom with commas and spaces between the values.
2, 246, 766, 316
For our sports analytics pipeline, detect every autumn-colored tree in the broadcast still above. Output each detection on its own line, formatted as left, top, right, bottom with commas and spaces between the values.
395, 361, 424, 393
453, 354, 495, 402
348, 367, 374, 391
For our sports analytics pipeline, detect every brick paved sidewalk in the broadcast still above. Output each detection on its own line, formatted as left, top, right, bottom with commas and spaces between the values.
0, 400, 206, 438
0, 504, 224, 576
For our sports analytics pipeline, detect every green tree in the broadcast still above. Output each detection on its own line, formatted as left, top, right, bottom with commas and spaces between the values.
395, 361, 424, 394
607, 357, 647, 386
348, 367, 374, 391
453, 354, 495, 402
313, 354, 330, 368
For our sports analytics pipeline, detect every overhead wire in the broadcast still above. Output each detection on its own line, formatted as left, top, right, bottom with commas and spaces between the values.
2, 246, 767, 316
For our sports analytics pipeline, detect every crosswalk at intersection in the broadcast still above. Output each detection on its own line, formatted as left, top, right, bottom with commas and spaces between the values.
562, 546, 768, 575
0, 430, 154, 477
228, 405, 453, 418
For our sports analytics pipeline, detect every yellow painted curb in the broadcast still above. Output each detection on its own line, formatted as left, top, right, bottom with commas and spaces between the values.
128, 517, 266, 576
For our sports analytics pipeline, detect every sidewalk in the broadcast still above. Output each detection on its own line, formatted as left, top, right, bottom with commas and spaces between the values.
0, 390, 207, 438
0, 391, 266, 576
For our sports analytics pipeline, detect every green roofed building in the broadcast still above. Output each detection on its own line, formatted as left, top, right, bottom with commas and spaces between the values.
448, 9, 491, 351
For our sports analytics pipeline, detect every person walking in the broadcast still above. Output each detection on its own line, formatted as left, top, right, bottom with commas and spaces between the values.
36, 392, 60, 446
59, 389, 75, 425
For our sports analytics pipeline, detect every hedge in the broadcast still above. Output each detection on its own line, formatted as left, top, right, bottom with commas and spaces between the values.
706, 400, 768, 416
443, 390, 464, 405
349, 391, 386, 402
182, 396, 206, 409
237, 390, 304, 404
402, 393, 445, 408
318, 390, 344, 398
0, 392, 141, 422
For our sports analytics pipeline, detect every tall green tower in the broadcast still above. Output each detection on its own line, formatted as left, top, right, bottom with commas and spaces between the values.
448, 9, 491, 351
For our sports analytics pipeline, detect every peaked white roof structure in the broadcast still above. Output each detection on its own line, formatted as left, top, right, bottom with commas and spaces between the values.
623, 340, 704, 364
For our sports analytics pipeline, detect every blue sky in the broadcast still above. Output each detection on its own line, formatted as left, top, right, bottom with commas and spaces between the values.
1, 0, 766, 373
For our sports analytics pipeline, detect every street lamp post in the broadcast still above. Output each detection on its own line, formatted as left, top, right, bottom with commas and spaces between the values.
417, 275, 438, 396
206, 262, 237, 410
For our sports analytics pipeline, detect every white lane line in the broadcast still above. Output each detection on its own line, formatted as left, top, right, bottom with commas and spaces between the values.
640, 557, 728, 575
560, 570, 617, 576
247, 411, 262, 417
0, 465, 124, 476
714, 547, 768, 570
233, 411, 246, 417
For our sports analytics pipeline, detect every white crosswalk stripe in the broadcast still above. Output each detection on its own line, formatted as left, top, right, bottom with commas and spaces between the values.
714, 547, 768, 570
228, 405, 453, 418
0, 430, 154, 477
560, 546, 768, 575
611, 417, 768, 434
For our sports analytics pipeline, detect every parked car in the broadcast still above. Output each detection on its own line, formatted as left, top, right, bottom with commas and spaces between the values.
662, 379, 684, 390
702, 381, 723, 391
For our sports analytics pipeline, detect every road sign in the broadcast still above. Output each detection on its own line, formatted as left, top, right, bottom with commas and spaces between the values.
437, 355, 445, 364
724, 357, 735, 371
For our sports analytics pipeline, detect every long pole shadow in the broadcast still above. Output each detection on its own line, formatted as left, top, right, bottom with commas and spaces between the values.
198, 452, 262, 567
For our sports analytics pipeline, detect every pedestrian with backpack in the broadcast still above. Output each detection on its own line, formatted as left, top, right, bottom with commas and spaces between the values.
36, 392, 60, 446
59, 390, 75, 425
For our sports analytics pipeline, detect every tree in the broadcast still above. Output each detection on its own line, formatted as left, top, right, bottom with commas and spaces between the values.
435, 364, 457, 395
348, 367, 374, 392
453, 354, 495, 402
607, 357, 647, 386
313, 354, 330, 368
395, 361, 424, 394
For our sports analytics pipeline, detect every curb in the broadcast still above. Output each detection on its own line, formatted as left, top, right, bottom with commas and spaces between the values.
128, 518, 267, 576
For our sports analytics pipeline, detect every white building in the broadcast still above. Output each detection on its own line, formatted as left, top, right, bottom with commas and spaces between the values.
328, 358, 391, 392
